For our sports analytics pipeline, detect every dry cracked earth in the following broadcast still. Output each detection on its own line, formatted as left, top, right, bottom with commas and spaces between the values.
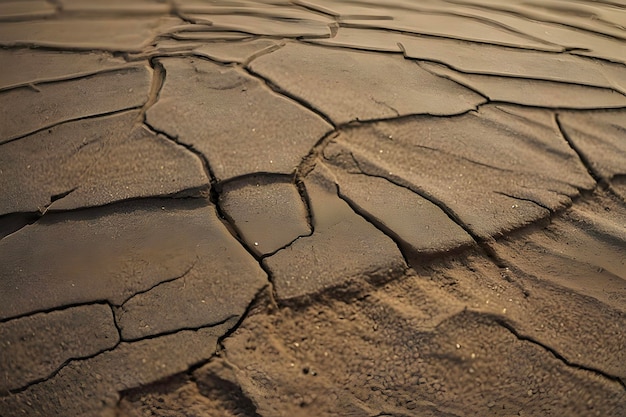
1, 0, 626, 416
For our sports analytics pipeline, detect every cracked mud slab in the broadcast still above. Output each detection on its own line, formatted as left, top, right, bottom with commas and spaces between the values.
0, 65, 152, 143
1, 1, 625, 416
118, 194, 625, 417
146, 57, 332, 180
0, 110, 209, 215
249, 42, 486, 124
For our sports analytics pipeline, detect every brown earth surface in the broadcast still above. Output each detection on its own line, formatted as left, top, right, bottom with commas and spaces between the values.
1, 1, 625, 416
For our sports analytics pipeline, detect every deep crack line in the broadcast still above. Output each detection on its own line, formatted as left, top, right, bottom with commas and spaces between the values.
442, 0, 626, 43
344, 149, 510, 267
554, 113, 625, 202
554, 113, 603, 185
0, 106, 142, 147
116, 258, 198, 307
496, 318, 626, 391
493, 191, 553, 212
140, 64, 280, 310
5, 313, 240, 396
243, 64, 337, 129
3, 302, 121, 396
333, 180, 411, 269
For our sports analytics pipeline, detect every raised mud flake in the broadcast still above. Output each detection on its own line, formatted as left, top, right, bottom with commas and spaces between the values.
263, 163, 407, 301
400, 35, 626, 95
146, 57, 331, 180
219, 175, 311, 257
185, 13, 331, 38
0, 49, 129, 91
249, 43, 486, 125
192, 38, 281, 64
336, 104, 595, 239
322, 142, 474, 257
0, 16, 182, 52
307, 27, 405, 53
445, 0, 626, 40
0, 321, 236, 417
0, 65, 151, 143
442, 2, 626, 64
0, 304, 118, 393
182, 4, 333, 38
0, 200, 264, 321
420, 61, 626, 109
558, 110, 626, 198
340, 11, 563, 51
174, 0, 301, 14
58, 0, 170, 14
169, 30, 252, 42
0, 1, 55, 21
294, 0, 394, 20
0, 111, 209, 216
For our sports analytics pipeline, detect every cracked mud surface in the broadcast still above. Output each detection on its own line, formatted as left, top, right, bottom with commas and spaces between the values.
0, 1, 625, 416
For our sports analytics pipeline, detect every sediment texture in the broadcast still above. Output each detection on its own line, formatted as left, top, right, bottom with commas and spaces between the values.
1, 1, 625, 416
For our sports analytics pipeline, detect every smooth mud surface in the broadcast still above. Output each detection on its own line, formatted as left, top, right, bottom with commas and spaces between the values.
0, 1, 625, 416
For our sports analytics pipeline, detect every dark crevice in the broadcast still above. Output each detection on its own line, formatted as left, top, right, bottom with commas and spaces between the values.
416, 61, 491, 102
554, 113, 604, 185
409, 57, 626, 97
217, 172, 295, 190
216, 285, 273, 350
7, 64, 145, 89
493, 190, 554, 212
43, 187, 78, 211
0, 64, 135, 93
243, 65, 337, 128
332, 163, 474, 266
119, 314, 239, 343
0, 300, 111, 325
0, 211, 39, 240
292, 1, 339, 20
346, 152, 509, 268
116, 258, 198, 307
443, 0, 626, 43
333, 182, 414, 268
0, 106, 142, 147
47, 189, 211, 216
489, 100, 626, 112
296, 129, 340, 178
338, 22, 564, 53
174, 286, 276, 387
4, 302, 122, 396
7, 312, 240, 395
0, 43, 138, 56
215, 173, 315, 259
412, 7, 570, 49
305, 37, 404, 55
241, 40, 285, 66
292, 105, 484, 184
142, 120, 273, 283
295, 177, 315, 241
141, 59, 280, 311
555, 113, 626, 200
496, 318, 626, 391
569, 50, 626, 67
371, 97, 400, 117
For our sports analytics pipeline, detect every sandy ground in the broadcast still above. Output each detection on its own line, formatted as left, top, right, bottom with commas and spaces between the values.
0, 1, 625, 416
